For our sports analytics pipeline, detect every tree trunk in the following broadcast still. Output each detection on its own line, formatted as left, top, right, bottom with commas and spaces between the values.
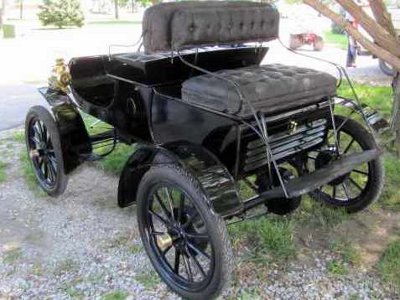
369, 0, 397, 37
368, 0, 400, 151
335, 0, 400, 56
114, 0, 119, 19
304, 0, 400, 152
304, 0, 400, 70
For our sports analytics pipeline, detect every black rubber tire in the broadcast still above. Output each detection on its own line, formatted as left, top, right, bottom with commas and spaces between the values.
136, 165, 233, 299
379, 59, 395, 77
256, 172, 302, 215
310, 115, 384, 213
25, 105, 68, 197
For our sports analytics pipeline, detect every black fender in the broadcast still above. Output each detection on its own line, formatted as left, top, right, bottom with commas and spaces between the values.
37, 87, 92, 174
118, 142, 243, 218
334, 96, 391, 136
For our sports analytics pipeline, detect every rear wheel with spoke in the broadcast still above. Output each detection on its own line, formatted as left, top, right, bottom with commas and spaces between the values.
308, 115, 384, 213
25, 106, 67, 196
137, 165, 233, 299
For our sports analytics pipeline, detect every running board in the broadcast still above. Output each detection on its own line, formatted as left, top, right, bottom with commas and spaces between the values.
243, 149, 381, 210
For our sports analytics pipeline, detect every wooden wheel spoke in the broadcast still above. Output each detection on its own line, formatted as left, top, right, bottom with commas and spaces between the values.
47, 161, 56, 182
332, 185, 337, 199
174, 249, 181, 274
183, 211, 199, 229
178, 193, 185, 222
155, 193, 172, 221
162, 244, 173, 257
186, 232, 209, 240
349, 177, 363, 192
342, 182, 351, 200
164, 187, 176, 220
150, 230, 165, 236
187, 241, 211, 260
43, 161, 49, 179
149, 210, 170, 226
186, 247, 207, 278
30, 135, 40, 146
352, 169, 368, 176
182, 254, 194, 282
34, 122, 43, 141
343, 138, 356, 154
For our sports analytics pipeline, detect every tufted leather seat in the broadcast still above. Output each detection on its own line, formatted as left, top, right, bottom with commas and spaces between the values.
181, 64, 337, 116
143, 1, 279, 53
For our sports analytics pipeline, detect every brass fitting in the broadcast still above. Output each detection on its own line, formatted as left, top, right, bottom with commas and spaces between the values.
156, 233, 173, 251
48, 58, 71, 93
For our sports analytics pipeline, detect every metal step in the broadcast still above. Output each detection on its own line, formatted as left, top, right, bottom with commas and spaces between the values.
243, 149, 381, 210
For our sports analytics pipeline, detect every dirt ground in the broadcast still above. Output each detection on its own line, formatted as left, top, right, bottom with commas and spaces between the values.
0, 128, 399, 299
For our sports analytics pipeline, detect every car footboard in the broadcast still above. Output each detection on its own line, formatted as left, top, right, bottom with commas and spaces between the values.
243, 149, 381, 210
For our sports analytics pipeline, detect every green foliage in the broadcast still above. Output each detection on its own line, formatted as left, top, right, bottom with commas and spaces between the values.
327, 259, 349, 276
81, 112, 134, 175
135, 270, 160, 289
0, 160, 6, 183
13, 130, 25, 142
330, 239, 361, 266
379, 240, 400, 289
337, 83, 392, 119
38, 0, 84, 29
324, 30, 347, 50
381, 154, 400, 211
99, 144, 134, 174
2, 248, 22, 264
102, 291, 129, 300
19, 149, 46, 196
230, 216, 296, 263
295, 197, 348, 228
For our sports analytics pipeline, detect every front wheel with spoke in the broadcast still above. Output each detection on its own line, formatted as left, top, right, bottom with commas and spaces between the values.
137, 165, 233, 299
308, 115, 384, 213
25, 106, 67, 196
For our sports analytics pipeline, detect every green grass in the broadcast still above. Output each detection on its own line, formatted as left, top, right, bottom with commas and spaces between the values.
294, 197, 348, 229
230, 216, 295, 263
0, 160, 6, 183
99, 144, 135, 174
102, 291, 129, 300
13, 130, 25, 143
379, 240, 400, 289
2, 248, 22, 264
19, 149, 46, 196
323, 30, 348, 50
380, 154, 400, 211
327, 259, 349, 276
135, 270, 160, 289
330, 239, 361, 266
337, 83, 392, 119
82, 112, 135, 175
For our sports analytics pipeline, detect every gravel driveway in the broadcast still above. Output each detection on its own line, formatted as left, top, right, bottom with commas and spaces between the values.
0, 129, 398, 299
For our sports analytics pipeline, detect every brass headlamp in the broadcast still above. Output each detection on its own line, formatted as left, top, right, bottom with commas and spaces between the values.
48, 58, 71, 93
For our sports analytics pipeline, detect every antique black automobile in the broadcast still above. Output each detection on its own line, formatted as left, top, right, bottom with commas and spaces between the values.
25, 2, 385, 299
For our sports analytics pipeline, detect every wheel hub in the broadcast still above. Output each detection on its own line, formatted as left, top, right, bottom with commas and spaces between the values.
156, 233, 173, 251
315, 149, 349, 185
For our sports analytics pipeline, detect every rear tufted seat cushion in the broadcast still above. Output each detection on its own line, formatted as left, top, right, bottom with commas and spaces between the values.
143, 1, 279, 53
181, 64, 337, 116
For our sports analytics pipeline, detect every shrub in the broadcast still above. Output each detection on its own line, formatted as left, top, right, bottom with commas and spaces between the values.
38, 0, 84, 29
